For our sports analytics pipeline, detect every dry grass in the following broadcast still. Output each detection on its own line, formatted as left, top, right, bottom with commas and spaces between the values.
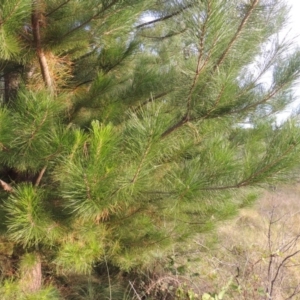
141, 186, 300, 299
191, 185, 300, 299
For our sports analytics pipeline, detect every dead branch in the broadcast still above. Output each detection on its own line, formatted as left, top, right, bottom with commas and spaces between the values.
0, 179, 13, 192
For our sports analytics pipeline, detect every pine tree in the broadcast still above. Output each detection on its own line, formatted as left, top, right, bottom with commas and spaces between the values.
1, 0, 300, 298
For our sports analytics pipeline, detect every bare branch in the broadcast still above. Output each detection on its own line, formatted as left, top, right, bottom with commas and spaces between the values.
129, 281, 142, 300
35, 166, 47, 187
136, 4, 193, 29
269, 249, 300, 297
0, 179, 13, 192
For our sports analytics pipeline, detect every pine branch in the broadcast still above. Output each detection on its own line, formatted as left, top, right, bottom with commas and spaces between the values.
234, 43, 285, 100
115, 207, 145, 223
132, 91, 171, 113
140, 28, 187, 40
131, 138, 152, 184
83, 173, 92, 199
198, 0, 211, 59
202, 85, 226, 119
161, 114, 189, 139
203, 143, 297, 191
214, 0, 259, 70
28, 111, 48, 143
35, 166, 47, 187
202, 78, 294, 120
160, 1, 213, 139
45, 0, 72, 17
186, 0, 212, 120
0, 0, 22, 26
135, 4, 193, 29
60, 0, 119, 39
232, 80, 292, 115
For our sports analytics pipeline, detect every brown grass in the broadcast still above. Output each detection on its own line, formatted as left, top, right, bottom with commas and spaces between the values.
192, 186, 300, 299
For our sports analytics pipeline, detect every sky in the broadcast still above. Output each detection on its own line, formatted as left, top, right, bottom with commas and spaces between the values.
277, 0, 300, 121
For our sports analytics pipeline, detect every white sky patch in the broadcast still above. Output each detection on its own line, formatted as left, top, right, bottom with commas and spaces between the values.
276, 0, 300, 122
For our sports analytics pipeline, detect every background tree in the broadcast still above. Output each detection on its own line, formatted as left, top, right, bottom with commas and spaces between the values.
0, 0, 300, 298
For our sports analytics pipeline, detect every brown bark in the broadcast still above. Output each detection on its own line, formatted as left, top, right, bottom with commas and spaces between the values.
4, 71, 20, 104
161, 114, 189, 138
31, 5, 53, 91
20, 253, 42, 293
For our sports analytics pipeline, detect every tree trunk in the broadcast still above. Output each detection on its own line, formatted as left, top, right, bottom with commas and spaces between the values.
20, 253, 42, 293
4, 71, 20, 104
31, 3, 53, 92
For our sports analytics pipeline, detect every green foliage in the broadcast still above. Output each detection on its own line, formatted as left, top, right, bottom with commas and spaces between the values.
55, 221, 108, 274
0, 90, 65, 171
0, 0, 300, 297
4, 184, 61, 247
0, 0, 31, 59
0, 279, 60, 300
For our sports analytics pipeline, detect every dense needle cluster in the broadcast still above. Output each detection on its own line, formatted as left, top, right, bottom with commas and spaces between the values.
0, 0, 300, 297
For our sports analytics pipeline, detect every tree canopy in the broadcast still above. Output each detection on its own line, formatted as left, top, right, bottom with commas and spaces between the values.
1, 0, 300, 298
